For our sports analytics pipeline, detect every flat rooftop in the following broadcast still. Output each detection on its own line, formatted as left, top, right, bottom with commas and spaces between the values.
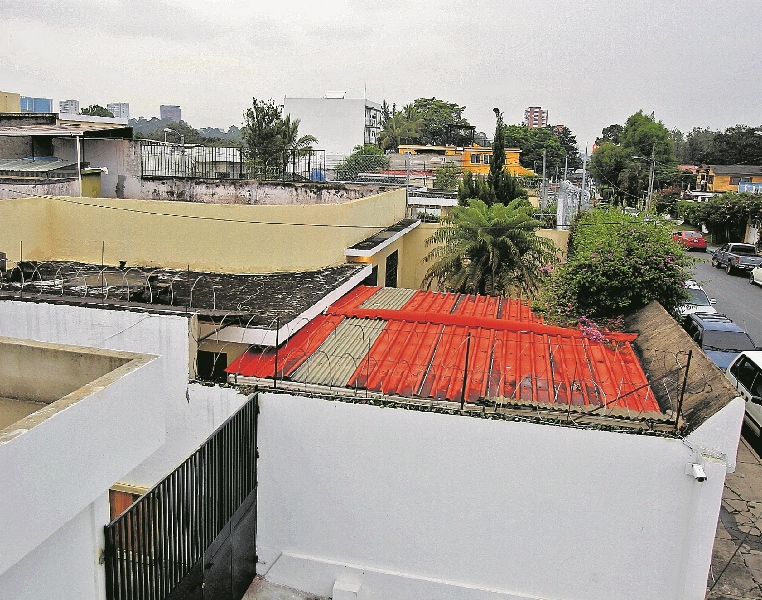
0, 261, 367, 327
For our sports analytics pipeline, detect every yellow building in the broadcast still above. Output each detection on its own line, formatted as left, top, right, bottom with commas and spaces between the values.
397, 144, 536, 177
0, 91, 21, 113
698, 165, 762, 193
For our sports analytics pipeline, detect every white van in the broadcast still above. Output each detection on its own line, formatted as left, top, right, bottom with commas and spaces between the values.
725, 350, 762, 440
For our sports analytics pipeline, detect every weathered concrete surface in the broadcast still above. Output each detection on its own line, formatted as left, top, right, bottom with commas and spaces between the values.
244, 577, 327, 600
707, 435, 762, 599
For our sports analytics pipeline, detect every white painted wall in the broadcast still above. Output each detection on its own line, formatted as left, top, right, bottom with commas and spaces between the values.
0, 301, 248, 486
283, 98, 376, 156
0, 492, 110, 600
256, 393, 744, 600
0, 345, 162, 578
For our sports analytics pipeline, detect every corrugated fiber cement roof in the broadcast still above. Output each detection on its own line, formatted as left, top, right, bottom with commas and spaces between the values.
227, 286, 659, 415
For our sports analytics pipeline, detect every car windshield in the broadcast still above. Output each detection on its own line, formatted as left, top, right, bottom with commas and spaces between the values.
686, 289, 710, 306
733, 244, 758, 255
702, 331, 756, 352
685, 232, 702, 238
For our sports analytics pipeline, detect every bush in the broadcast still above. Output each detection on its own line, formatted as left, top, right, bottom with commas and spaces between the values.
334, 144, 390, 180
542, 208, 691, 322
433, 162, 461, 190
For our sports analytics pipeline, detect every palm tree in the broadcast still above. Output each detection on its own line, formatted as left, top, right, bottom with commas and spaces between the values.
378, 112, 421, 152
281, 115, 318, 180
422, 199, 557, 297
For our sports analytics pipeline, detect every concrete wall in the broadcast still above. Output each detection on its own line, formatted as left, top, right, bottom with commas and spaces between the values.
0, 190, 406, 273
0, 337, 131, 403
0, 179, 80, 200
0, 91, 21, 113
256, 392, 744, 600
0, 492, 110, 600
0, 340, 162, 580
0, 301, 249, 488
50, 138, 391, 203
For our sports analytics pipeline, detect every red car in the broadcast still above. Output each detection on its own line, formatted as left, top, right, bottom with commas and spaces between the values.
673, 230, 707, 251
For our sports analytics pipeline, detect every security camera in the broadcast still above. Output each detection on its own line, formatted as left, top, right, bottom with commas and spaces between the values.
691, 463, 707, 482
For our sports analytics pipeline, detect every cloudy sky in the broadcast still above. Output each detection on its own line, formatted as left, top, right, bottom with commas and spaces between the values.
1, 0, 760, 147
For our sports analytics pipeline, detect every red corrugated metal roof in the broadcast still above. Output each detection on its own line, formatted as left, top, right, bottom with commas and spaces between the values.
226, 286, 659, 414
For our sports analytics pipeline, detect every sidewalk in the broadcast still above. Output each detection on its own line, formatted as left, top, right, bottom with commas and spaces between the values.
707, 435, 762, 599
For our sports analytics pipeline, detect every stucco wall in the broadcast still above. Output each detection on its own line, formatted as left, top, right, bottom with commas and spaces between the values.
0, 179, 80, 200
256, 392, 743, 600
0, 301, 248, 487
0, 190, 406, 273
0, 492, 110, 600
0, 341, 162, 579
0, 337, 131, 403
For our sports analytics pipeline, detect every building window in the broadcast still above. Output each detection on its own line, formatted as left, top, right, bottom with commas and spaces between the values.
470, 155, 481, 164
483, 155, 491, 165
362, 265, 378, 286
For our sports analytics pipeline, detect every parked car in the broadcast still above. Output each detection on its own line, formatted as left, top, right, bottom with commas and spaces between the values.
725, 351, 762, 441
683, 312, 757, 371
677, 280, 716, 318
750, 265, 762, 287
672, 230, 707, 251
711, 243, 762, 275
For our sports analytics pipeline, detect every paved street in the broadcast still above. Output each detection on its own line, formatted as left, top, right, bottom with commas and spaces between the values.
692, 254, 762, 348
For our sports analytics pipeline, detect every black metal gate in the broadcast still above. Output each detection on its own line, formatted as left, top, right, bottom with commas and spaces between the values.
104, 393, 258, 600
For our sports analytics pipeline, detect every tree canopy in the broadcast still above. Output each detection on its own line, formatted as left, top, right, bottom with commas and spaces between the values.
503, 124, 578, 174
423, 198, 557, 297
81, 104, 114, 117
376, 97, 473, 150
589, 110, 677, 206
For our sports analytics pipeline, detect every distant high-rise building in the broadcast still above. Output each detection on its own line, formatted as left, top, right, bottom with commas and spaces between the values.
524, 106, 548, 129
160, 105, 181, 122
59, 99, 80, 115
107, 102, 129, 119
20, 96, 53, 113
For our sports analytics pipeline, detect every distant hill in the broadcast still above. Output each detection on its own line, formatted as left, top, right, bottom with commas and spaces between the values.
129, 117, 242, 146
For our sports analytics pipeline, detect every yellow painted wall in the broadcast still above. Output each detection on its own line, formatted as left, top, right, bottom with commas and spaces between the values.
708, 174, 762, 192
397, 223, 568, 291
0, 190, 407, 273
0, 91, 21, 113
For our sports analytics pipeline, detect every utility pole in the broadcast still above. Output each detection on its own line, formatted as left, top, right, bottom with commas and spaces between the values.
541, 149, 547, 210
564, 155, 568, 182
646, 143, 656, 213
579, 147, 588, 212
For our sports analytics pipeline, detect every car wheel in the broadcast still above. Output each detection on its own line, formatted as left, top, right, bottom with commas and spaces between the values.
726, 263, 734, 275
711, 257, 718, 267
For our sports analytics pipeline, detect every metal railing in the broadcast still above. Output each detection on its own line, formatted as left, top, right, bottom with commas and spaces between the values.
103, 393, 258, 600
140, 141, 326, 182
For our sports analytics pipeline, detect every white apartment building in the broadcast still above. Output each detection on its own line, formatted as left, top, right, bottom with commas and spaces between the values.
284, 92, 383, 158
59, 99, 80, 115
107, 102, 129, 119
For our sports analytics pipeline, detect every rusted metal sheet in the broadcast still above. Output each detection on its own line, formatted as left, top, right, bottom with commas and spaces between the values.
291, 318, 386, 387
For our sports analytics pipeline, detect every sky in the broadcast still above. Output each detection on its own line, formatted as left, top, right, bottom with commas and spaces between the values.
1, 0, 760, 148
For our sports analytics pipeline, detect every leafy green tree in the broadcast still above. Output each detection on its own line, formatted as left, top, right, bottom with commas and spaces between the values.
588, 142, 629, 201
597, 124, 623, 145
684, 127, 716, 164
242, 98, 288, 155
334, 144, 390, 180
433, 162, 461, 190
710, 125, 762, 165
620, 110, 676, 167
542, 208, 691, 322
503, 124, 566, 172
553, 125, 582, 170
141, 120, 209, 145
81, 104, 114, 117
410, 97, 472, 145
682, 192, 762, 244
422, 199, 557, 297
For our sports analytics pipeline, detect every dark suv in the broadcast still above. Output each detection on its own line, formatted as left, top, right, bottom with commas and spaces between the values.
683, 313, 757, 370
